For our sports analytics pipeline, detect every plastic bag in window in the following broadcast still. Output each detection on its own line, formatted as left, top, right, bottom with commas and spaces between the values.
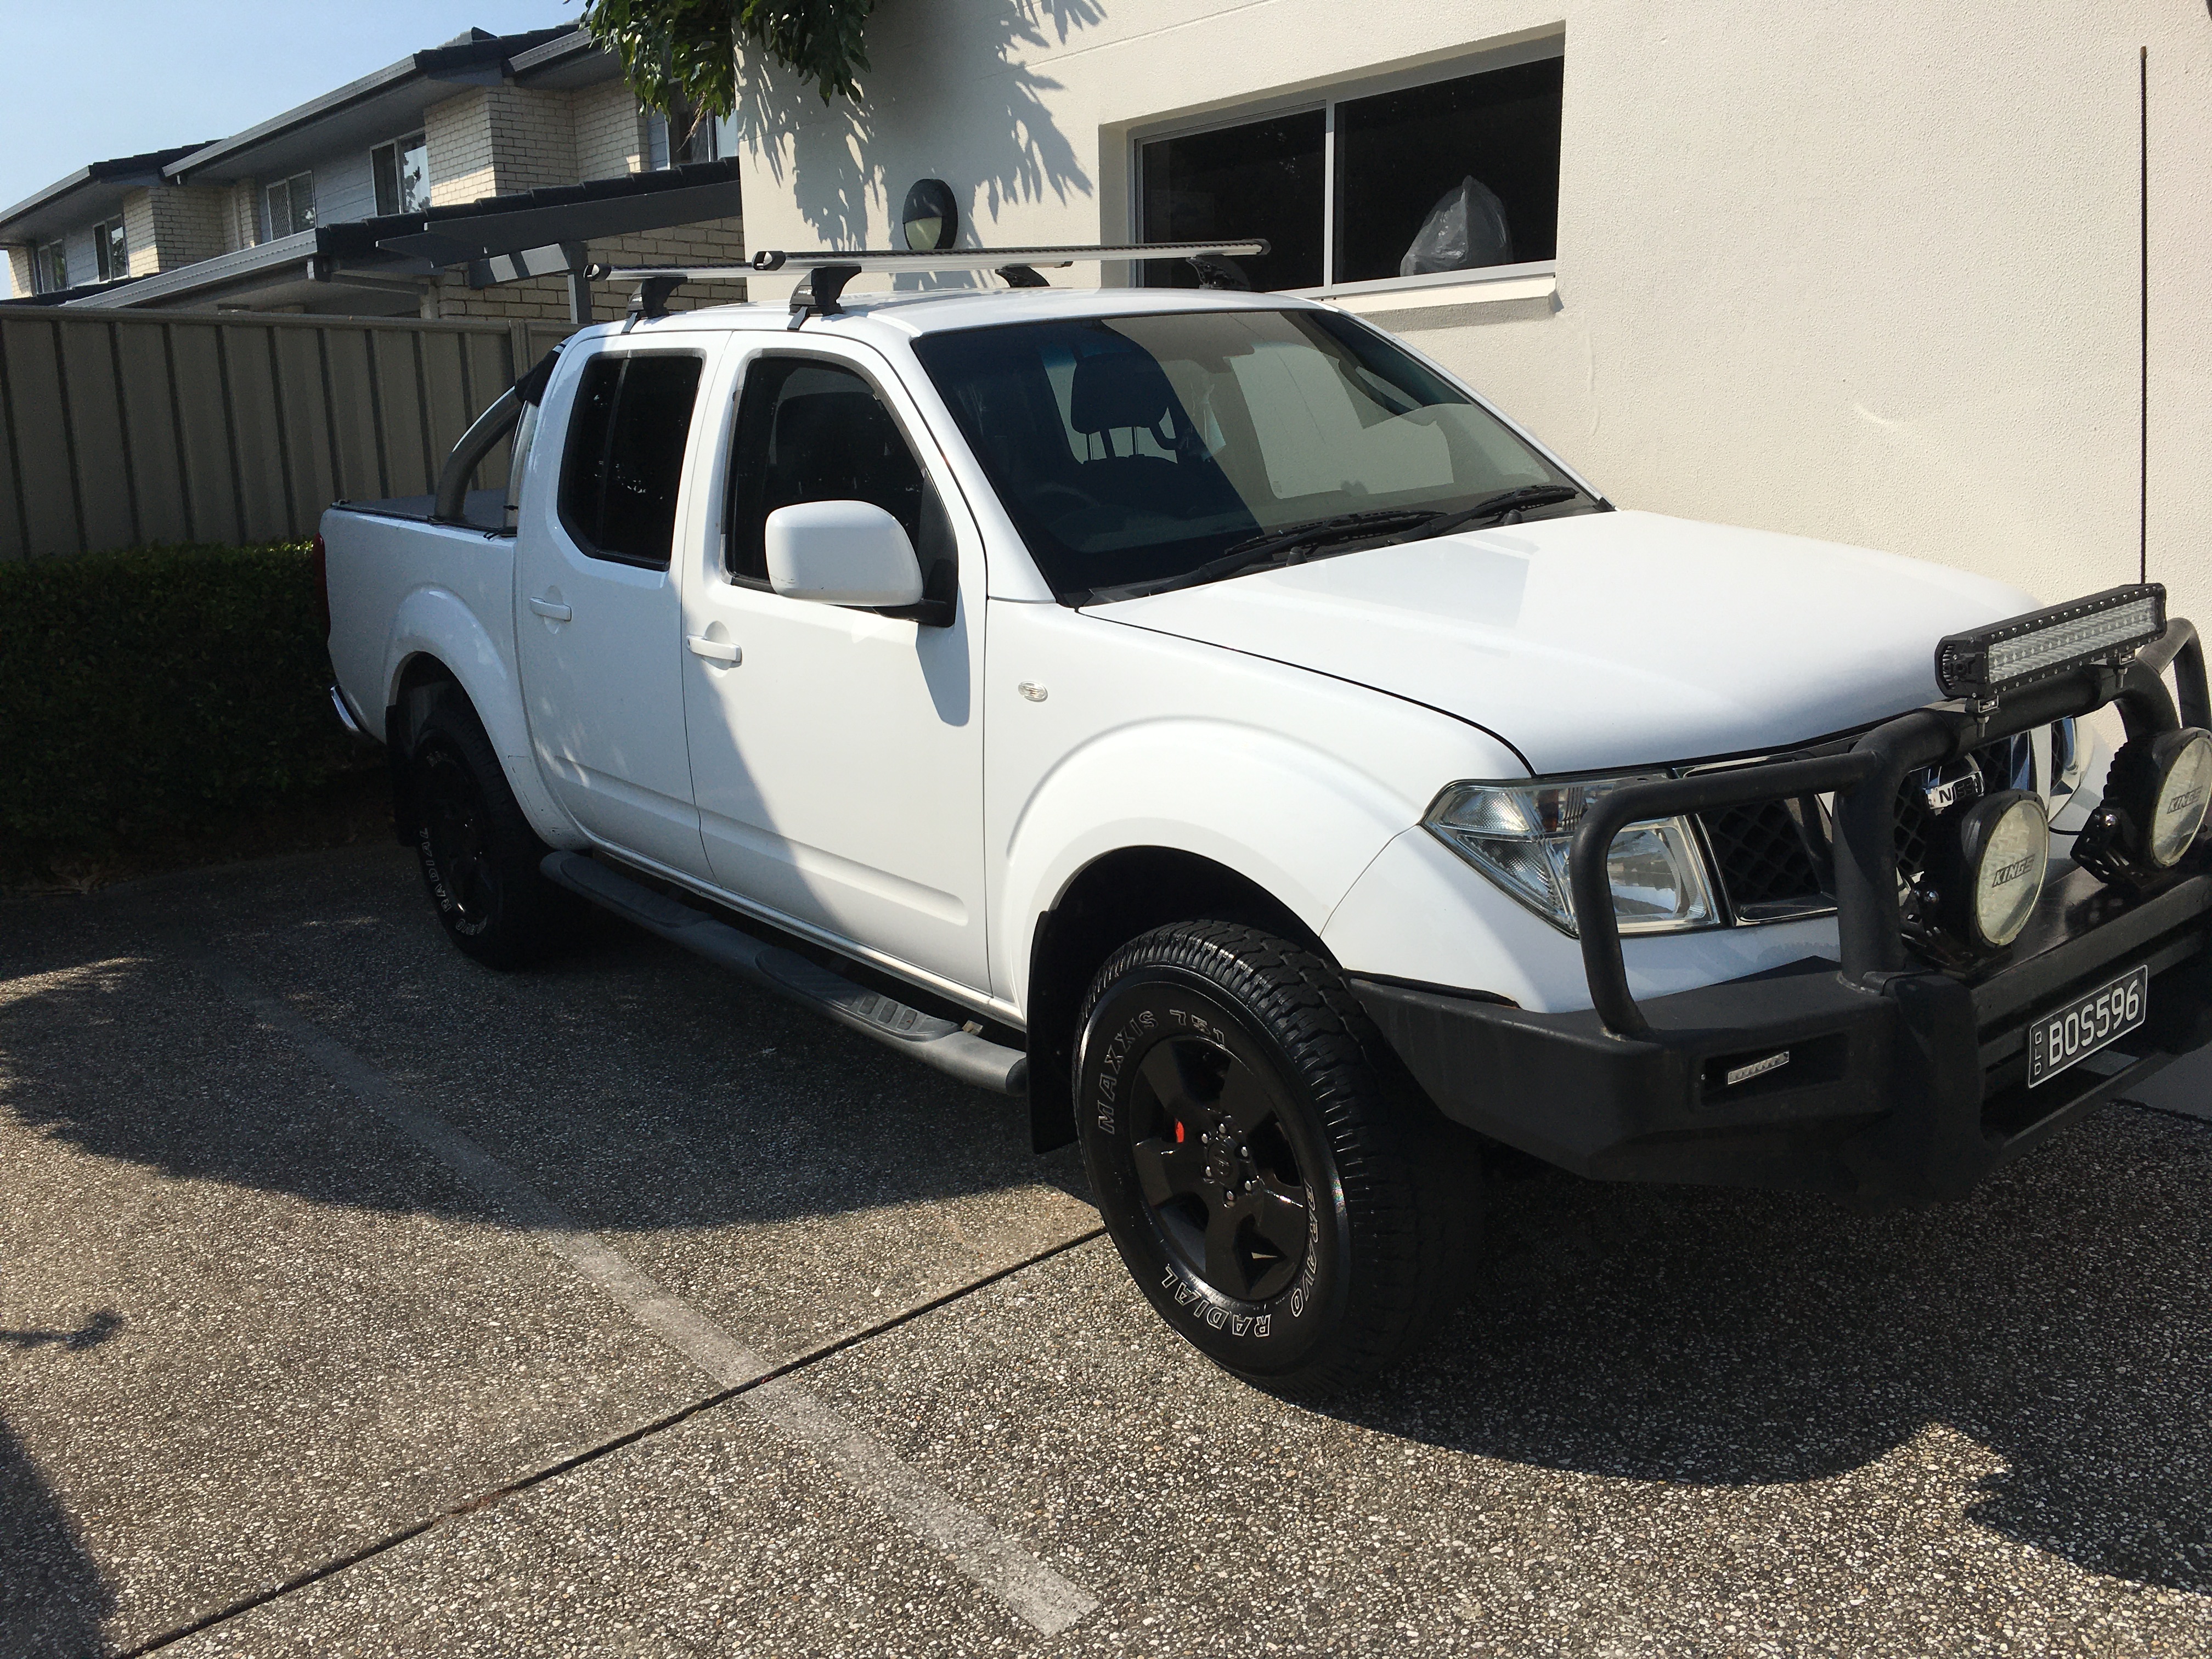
1398, 176, 1514, 276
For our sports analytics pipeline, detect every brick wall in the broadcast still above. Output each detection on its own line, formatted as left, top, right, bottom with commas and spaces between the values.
122, 185, 229, 274
223, 179, 260, 251
487, 86, 578, 194
426, 88, 498, 207
573, 81, 646, 180
424, 216, 748, 323
4, 247, 30, 300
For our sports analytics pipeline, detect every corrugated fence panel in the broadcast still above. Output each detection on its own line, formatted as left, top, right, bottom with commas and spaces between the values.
371, 329, 433, 499
270, 326, 336, 532
59, 321, 138, 554
0, 309, 560, 559
321, 327, 386, 503
3, 320, 81, 557
115, 320, 192, 545
168, 322, 243, 546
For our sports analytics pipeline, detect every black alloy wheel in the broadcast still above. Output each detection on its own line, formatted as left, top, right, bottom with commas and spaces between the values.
1075, 919, 1475, 1397
408, 695, 575, 968
1131, 1035, 1313, 1304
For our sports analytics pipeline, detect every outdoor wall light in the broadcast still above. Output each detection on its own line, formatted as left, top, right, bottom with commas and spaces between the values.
901, 179, 958, 251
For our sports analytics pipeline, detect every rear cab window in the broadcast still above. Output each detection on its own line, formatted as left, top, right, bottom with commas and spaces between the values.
558, 352, 706, 569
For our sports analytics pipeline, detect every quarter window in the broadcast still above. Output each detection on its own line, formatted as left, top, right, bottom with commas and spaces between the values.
725, 357, 955, 620
93, 217, 128, 282
371, 133, 429, 216
265, 172, 315, 239
1139, 52, 1563, 291
558, 353, 705, 568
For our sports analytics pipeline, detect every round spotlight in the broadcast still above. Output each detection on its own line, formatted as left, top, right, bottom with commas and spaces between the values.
2075, 725, 2212, 884
1938, 789, 2048, 952
2146, 729, 2212, 867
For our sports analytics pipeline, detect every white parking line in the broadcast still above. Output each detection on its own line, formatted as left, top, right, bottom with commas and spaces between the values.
194, 955, 1098, 1639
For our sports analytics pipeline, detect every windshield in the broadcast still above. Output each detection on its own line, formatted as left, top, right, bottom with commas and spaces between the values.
911, 307, 1593, 602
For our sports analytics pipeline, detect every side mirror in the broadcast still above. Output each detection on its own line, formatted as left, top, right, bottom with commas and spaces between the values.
764, 500, 924, 608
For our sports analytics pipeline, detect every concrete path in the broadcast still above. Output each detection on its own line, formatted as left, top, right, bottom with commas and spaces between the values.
4, 844, 2210, 1656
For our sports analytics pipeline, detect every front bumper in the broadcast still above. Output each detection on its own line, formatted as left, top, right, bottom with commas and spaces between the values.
1356, 617, 2212, 1205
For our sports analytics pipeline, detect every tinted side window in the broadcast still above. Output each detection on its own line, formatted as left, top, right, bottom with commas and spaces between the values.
725, 357, 956, 620
558, 353, 704, 568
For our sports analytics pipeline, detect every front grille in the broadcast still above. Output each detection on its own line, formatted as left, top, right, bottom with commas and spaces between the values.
1701, 799, 1828, 916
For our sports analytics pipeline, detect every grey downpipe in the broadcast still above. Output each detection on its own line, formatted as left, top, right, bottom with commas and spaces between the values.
433, 384, 523, 524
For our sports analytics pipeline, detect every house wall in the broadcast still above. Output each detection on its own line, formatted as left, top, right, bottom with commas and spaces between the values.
222, 179, 260, 251
424, 216, 749, 323
574, 81, 646, 180
730, 0, 2212, 631
426, 88, 500, 207
314, 148, 379, 225
122, 185, 229, 273
5, 247, 30, 300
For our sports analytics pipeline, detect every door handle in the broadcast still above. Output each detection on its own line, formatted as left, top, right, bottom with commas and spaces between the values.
529, 595, 572, 622
686, 634, 741, 664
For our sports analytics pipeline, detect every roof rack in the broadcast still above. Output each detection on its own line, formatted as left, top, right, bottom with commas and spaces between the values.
582, 238, 1268, 327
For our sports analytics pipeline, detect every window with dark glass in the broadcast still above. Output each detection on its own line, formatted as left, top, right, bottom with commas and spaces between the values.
1139, 110, 1324, 292
265, 172, 315, 239
371, 133, 428, 216
32, 238, 67, 294
1137, 52, 1562, 292
645, 101, 718, 170
724, 357, 955, 620
558, 353, 705, 568
94, 217, 127, 282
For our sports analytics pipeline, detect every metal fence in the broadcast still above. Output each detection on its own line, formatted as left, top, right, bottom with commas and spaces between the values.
0, 309, 571, 561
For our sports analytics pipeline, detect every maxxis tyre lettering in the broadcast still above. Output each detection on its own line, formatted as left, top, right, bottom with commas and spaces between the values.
1074, 920, 1475, 1398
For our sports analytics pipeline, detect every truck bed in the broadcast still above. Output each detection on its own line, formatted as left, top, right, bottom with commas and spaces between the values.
334, 489, 508, 534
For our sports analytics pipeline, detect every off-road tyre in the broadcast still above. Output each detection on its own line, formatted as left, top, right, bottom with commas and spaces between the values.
408, 695, 575, 968
1074, 920, 1476, 1397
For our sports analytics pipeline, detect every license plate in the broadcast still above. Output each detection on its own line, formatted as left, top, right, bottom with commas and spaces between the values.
2027, 964, 2148, 1086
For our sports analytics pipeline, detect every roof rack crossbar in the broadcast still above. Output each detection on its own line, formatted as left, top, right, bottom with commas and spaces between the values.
584, 239, 1269, 324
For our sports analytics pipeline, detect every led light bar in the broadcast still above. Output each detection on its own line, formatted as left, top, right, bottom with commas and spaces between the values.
1934, 584, 2166, 703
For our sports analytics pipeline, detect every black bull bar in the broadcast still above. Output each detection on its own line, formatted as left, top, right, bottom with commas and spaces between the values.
1354, 619, 2212, 1205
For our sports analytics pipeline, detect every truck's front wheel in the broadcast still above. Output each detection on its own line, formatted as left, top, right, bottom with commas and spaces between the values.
1074, 921, 1474, 1397
408, 697, 574, 968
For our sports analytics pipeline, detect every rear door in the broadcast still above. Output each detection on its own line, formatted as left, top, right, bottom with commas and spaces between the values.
678, 341, 990, 991
514, 340, 715, 876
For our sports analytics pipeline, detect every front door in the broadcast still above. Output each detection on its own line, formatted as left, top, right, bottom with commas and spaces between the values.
514, 341, 713, 877
680, 342, 989, 991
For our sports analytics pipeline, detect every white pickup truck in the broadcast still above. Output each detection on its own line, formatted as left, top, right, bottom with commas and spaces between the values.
323, 246, 2212, 1395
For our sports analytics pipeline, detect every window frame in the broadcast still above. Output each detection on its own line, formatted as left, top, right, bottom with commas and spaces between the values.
370, 132, 429, 217
264, 172, 316, 240
718, 345, 958, 626
1126, 31, 1565, 298
93, 217, 127, 283
31, 238, 67, 294
555, 347, 709, 572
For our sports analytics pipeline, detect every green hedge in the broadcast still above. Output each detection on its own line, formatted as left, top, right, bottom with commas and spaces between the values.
0, 541, 363, 856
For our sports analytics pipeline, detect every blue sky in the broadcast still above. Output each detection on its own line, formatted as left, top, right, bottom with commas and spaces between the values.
1, 1, 578, 210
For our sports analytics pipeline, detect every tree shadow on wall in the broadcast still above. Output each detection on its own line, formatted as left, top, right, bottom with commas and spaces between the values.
733, 0, 1101, 247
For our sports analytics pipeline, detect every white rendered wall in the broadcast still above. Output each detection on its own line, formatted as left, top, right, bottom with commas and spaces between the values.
730, 1, 2212, 631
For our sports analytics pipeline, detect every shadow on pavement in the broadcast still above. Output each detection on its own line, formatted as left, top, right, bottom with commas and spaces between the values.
1321, 1105, 2212, 1594
0, 885, 1085, 1239
0, 1410, 114, 1658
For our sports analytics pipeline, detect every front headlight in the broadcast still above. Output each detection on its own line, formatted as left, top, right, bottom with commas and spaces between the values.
1426, 776, 1719, 936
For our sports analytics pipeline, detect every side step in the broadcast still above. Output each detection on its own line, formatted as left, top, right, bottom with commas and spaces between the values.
541, 851, 1028, 1095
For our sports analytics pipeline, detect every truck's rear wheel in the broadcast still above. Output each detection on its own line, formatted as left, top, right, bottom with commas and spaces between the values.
1074, 920, 1474, 1397
408, 697, 574, 968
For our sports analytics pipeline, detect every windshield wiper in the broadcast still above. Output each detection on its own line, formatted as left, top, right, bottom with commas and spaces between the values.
1080, 507, 1444, 605
1389, 484, 1585, 545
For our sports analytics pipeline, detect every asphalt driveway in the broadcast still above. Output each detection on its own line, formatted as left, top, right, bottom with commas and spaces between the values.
4, 841, 2211, 1656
